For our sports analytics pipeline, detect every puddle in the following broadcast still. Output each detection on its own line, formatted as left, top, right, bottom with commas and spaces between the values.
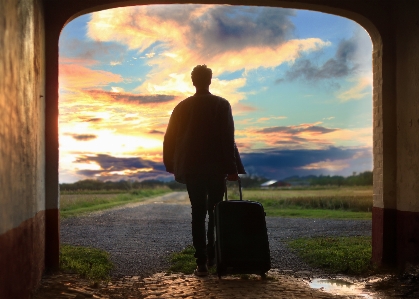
309, 278, 376, 298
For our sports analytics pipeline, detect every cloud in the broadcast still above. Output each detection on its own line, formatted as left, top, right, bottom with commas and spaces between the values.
298, 159, 350, 171
337, 77, 372, 101
87, 5, 330, 101
59, 57, 98, 66
88, 6, 296, 55
257, 116, 287, 122
65, 133, 98, 141
59, 37, 126, 63
186, 6, 296, 55
233, 102, 259, 114
59, 64, 123, 90
73, 154, 169, 181
257, 125, 337, 135
84, 117, 103, 122
86, 90, 176, 104
274, 136, 308, 145
240, 147, 372, 179
281, 37, 358, 82
149, 130, 164, 134
277, 28, 372, 88
235, 123, 372, 152
58, 84, 177, 144
74, 154, 165, 171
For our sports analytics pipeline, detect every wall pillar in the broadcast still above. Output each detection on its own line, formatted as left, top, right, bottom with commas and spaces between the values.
394, 1, 419, 269
371, 15, 398, 266
44, 18, 61, 271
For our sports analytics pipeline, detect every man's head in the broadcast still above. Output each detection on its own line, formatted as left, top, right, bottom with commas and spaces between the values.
191, 65, 212, 89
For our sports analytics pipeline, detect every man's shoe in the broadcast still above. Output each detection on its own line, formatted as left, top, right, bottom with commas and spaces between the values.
207, 257, 216, 268
194, 264, 208, 277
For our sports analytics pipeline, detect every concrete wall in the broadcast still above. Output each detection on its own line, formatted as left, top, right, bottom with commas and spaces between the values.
0, 0, 46, 298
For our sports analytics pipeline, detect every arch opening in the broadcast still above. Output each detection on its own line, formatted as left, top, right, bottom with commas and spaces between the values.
57, 3, 376, 275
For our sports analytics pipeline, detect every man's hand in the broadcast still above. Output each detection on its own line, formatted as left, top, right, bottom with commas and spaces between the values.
227, 173, 239, 181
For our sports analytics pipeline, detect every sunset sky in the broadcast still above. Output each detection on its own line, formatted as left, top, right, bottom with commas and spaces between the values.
59, 4, 373, 183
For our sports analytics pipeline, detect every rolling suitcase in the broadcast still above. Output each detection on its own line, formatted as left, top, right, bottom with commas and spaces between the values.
214, 177, 271, 278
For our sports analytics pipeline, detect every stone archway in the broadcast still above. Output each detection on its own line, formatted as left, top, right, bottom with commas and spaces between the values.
44, 0, 395, 271
6, 1, 419, 298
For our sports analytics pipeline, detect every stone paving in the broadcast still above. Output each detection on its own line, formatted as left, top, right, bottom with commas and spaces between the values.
33, 270, 369, 299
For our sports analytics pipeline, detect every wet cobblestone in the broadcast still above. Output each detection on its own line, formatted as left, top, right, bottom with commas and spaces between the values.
33, 270, 369, 299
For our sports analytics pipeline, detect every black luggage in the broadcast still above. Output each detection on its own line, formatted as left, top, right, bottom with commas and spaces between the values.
214, 178, 271, 278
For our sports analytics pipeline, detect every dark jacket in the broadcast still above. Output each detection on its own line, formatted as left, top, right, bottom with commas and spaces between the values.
163, 92, 246, 183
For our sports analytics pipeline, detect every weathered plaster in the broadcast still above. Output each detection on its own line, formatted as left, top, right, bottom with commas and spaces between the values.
0, 0, 45, 297
0, 0, 45, 235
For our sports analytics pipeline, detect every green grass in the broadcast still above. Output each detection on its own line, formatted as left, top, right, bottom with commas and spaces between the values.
168, 246, 216, 275
227, 187, 373, 219
232, 186, 372, 197
266, 206, 371, 219
61, 189, 130, 195
60, 244, 113, 281
288, 236, 373, 275
169, 237, 373, 277
60, 188, 170, 218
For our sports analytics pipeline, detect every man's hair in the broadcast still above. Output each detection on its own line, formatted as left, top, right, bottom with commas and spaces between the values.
191, 65, 212, 86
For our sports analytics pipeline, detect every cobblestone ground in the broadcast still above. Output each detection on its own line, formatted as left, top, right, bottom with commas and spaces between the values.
33, 270, 376, 299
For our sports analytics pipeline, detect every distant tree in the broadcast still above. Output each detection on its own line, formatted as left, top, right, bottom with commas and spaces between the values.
237, 174, 269, 188
344, 171, 373, 186
134, 179, 166, 189
310, 175, 345, 186
310, 171, 373, 186
60, 179, 166, 191
166, 180, 187, 190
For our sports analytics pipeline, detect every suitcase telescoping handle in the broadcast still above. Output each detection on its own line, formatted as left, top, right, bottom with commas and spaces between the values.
224, 176, 243, 201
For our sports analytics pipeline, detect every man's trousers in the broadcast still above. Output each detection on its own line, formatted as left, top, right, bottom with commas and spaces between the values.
186, 176, 225, 266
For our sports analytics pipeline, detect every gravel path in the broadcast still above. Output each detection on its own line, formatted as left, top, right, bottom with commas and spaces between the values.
60, 192, 371, 277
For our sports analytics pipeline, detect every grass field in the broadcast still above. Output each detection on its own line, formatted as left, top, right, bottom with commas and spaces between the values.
169, 236, 373, 276
60, 188, 170, 218
168, 245, 217, 275
60, 186, 373, 219
60, 244, 113, 281
228, 186, 373, 219
288, 236, 373, 275
61, 189, 129, 195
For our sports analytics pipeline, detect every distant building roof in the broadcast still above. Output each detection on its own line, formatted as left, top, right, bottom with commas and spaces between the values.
261, 180, 277, 187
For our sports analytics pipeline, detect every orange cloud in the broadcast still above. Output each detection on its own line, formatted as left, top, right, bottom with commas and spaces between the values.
59, 57, 98, 66
299, 159, 350, 171
337, 76, 372, 102
233, 103, 258, 114
298, 149, 371, 171
59, 64, 122, 90
235, 122, 372, 152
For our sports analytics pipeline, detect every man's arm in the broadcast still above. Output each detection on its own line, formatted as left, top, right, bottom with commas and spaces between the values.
163, 108, 178, 173
219, 101, 238, 177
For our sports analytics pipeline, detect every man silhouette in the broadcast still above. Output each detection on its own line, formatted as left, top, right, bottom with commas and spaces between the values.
163, 65, 245, 276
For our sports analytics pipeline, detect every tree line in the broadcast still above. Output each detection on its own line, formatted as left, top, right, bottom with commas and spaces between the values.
284, 171, 373, 186
60, 171, 372, 192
